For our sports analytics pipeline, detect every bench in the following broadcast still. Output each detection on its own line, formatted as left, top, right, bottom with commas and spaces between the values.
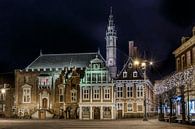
189, 115, 195, 123
164, 117, 170, 122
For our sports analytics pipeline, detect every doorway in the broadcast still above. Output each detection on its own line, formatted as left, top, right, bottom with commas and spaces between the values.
42, 98, 48, 109
94, 107, 100, 119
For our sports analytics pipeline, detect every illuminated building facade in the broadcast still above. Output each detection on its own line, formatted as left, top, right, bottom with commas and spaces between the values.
79, 55, 115, 120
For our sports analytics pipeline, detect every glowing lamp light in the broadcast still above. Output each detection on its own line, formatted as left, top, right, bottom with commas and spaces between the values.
1, 88, 6, 94
149, 61, 153, 65
141, 62, 146, 67
134, 60, 140, 66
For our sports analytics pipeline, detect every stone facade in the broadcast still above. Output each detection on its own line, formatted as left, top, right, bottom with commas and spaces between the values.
115, 42, 155, 119
14, 67, 84, 119
0, 72, 14, 118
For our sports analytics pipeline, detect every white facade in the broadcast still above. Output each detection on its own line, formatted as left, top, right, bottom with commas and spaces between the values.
79, 56, 116, 120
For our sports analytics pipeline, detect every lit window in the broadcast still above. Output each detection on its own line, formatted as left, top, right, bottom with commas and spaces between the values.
83, 88, 89, 100
71, 89, 77, 102
117, 85, 123, 98
93, 88, 100, 100
123, 71, 127, 78
59, 87, 64, 103
133, 71, 138, 78
0, 93, 5, 101
127, 103, 133, 112
117, 103, 123, 110
136, 85, 143, 97
104, 88, 110, 100
23, 87, 31, 103
92, 73, 96, 83
39, 77, 50, 86
127, 85, 133, 98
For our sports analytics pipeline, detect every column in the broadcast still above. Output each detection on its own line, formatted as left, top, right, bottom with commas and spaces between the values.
79, 106, 82, 120
80, 87, 82, 103
90, 106, 93, 119
112, 86, 114, 103
101, 87, 103, 103
101, 106, 103, 119
90, 87, 92, 103
111, 106, 114, 119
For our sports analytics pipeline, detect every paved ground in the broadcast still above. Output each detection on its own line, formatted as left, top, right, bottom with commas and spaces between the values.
0, 119, 194, 129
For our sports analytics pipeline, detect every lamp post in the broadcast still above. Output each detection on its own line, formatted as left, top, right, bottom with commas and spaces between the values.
142, 62, 148, 121
134, 59, 153, 121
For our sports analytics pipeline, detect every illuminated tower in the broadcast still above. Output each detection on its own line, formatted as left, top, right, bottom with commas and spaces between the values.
106, 7, 117, 78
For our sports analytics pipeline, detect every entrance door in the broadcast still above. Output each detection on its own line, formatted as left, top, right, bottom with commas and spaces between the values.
42, 98, 47, 109
39, 110, 46, 120
94, 107, 100, 119
118, 110, 122, 119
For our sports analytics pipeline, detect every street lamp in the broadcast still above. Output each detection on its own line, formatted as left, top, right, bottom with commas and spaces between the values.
1, 88, 6, 94
134, 59, 153, 121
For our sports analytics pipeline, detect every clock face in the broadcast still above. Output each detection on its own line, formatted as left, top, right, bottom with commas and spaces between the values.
108, 59, 113, 66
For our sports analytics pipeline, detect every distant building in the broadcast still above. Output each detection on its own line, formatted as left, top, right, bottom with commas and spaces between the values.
0, 72, 14, 118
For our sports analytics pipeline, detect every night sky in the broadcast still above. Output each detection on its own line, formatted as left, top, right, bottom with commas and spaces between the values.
0, 0, 195, 80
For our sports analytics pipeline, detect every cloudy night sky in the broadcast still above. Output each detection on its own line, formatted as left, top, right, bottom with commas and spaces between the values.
0, 0, 195, 79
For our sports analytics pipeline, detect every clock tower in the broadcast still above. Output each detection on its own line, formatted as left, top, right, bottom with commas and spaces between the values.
106, 7, 117, 78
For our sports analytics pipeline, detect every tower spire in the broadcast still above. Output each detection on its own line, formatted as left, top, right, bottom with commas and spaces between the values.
108, 6, 114, 27
106, 7, 117, 78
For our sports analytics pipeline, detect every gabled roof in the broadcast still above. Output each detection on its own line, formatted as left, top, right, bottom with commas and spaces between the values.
26, 52, 105, 69
116, 57, 143, 80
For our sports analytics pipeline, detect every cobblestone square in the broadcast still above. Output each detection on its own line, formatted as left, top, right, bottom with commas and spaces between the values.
0, 119, 194, 129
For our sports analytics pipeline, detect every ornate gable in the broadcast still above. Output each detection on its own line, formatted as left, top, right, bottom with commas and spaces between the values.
116, 57, 143, 80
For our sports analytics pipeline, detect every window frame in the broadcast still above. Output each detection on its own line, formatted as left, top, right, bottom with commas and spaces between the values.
104, 87, 110, 100
22, 85, 31, 103
83, 88, 90, 100
133, 71, 138, 78
127, 103, 133, 112
71, 89, 77, 102
93, 87, 100, 100
117, 84, 123, 98
126, 84, 133, 98
59, 87, 64, 103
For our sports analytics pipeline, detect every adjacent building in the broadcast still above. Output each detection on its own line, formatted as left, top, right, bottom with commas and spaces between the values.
155, 26, 195, 123
172, 26, 195, 120
0, 72, 14, 118
115, 42, 155, 119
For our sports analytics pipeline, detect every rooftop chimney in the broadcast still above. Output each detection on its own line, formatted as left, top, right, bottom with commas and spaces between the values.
193, 26, 195, 36
129, 41, 134, 57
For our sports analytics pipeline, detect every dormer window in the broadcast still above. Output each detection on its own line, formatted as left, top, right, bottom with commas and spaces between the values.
133, 71, 138, 78
123, 71, 127, 78
93, 64, 100, 69
128, 63, 132, 68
